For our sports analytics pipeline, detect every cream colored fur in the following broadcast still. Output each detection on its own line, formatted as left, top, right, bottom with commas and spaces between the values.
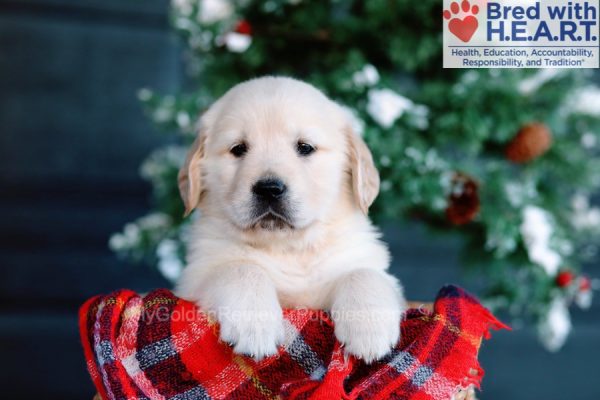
176, 77, 406, 363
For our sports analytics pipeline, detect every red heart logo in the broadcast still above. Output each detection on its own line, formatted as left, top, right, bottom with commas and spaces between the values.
448, 16, 478, 42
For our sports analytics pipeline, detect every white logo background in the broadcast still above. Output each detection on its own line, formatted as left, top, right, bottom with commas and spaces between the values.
443, 0, 599, 68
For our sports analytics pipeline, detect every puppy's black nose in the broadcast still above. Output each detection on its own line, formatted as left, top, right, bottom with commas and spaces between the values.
253, 178, 287, 200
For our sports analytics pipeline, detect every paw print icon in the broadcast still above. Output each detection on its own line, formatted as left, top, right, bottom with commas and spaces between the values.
444, 0, 480, 43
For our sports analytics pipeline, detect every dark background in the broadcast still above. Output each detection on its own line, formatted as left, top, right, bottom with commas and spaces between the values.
0, 0, 599, 398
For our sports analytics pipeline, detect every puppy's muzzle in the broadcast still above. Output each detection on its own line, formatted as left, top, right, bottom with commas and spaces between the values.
250, 177, 293, 229
252, 178, 287, 202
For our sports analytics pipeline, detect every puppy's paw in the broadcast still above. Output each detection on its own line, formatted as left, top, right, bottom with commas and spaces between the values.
333, 307, 402, 364
216, 301, 285, 361
329, 268, 406, 363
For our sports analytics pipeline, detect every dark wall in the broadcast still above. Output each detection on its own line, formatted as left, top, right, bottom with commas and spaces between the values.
0, 0, 176, 397
0, 1, 598, 399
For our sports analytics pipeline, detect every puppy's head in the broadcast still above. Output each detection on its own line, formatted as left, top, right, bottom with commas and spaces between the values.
178, 77, 379, 233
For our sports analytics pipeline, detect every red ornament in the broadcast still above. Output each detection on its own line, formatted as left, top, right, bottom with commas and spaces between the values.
580, 276, 591, 291
555, 271, 574, 287
235, 20, 252, 35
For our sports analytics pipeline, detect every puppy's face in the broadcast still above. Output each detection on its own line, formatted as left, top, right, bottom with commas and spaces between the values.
179, 77, 379, 234
206, 106, 345, 231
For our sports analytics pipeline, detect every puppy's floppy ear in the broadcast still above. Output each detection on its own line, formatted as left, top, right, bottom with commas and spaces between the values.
345, 126, 380, 214
178, 130, 207, 216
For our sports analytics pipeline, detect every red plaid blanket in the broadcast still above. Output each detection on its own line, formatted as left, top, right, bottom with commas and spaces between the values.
80, 285, 508, 400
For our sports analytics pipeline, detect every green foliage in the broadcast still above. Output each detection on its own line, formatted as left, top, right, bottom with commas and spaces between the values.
111, 0, 600, 350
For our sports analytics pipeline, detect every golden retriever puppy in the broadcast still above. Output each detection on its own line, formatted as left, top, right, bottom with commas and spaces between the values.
176, 77, 406, 363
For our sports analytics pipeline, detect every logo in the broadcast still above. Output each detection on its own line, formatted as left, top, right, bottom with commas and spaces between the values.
443, 0, 480, 43
443, 0, 599, 68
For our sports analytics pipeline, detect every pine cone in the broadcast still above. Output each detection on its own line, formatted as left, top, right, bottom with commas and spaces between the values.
446, 173, 480, 225
505, 122, 552, 163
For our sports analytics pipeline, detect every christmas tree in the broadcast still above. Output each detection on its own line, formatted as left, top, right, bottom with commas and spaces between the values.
110, 0, 600, 351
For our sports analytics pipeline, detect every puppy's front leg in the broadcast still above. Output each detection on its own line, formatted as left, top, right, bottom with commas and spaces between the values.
330, 268, 406, 363
197, 265, 284, 360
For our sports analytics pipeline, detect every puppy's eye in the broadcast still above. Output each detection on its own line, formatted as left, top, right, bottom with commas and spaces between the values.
296, 142, 315, 156
230, 142, 248, 158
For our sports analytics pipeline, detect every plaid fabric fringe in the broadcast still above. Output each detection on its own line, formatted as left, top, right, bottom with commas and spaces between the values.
80, 285, 508, 400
